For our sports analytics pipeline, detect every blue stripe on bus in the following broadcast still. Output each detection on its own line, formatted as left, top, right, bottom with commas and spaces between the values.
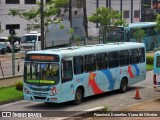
101, 69, 115, 90
132, 64, 139, 76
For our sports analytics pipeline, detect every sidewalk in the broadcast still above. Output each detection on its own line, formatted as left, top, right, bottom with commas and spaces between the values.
90, 97, 160, 120
0, 75, 23, 87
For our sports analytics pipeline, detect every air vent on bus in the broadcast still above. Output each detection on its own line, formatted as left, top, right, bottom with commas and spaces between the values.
114, 42, 124, 45
96, 44, 104, 46
85, 45, 93, 47
67, 47, 79, 50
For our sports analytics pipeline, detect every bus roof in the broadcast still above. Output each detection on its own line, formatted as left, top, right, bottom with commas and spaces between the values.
26, 42, 145, 58
124, 22, 157, 29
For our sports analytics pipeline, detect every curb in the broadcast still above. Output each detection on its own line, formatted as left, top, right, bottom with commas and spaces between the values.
0, 75, 23, 80
59, 106, 105, 120
0, 98, 23, 106
119, 96, 160, 111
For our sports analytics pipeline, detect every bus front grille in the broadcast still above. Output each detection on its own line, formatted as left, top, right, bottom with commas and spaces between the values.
34, 96, 47, 100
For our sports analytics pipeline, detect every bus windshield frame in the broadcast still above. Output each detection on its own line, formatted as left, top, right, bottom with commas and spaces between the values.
24, 62, 60, 86
21, 35, 38, 43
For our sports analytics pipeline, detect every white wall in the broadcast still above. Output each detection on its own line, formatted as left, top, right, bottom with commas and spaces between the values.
0, 0, 142, 37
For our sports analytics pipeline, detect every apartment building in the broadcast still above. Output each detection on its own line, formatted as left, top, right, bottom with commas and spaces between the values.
0, 0, 142, 37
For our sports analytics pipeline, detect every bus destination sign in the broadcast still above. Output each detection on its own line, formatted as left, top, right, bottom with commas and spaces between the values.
26, 54, 59, 62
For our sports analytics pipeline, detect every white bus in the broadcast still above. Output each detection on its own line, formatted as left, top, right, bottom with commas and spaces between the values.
153, 51, 160, 92
20, 21, 70, 52
24, 42, 146, 104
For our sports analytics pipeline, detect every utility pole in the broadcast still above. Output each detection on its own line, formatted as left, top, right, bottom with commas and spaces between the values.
96, 0, 99, 8
131, 0, 133, 23
106, 0, 108, 8
83, 0, 88, 45
69, 0, 72, 28
120, 0, 123, 20
40, 0, 45, 50
109, 0, 111, 9
96, 0, 99, 27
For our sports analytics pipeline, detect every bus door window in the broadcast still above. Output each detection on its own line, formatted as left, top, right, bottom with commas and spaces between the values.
156, 56, 160, 68
62, 60, 73, 83
74, 56, 84, 75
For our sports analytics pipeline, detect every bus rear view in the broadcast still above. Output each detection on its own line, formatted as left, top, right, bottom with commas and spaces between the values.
153, 51, 160, 91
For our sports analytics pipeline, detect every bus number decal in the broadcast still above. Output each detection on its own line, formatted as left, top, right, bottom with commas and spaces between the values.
88, 72, 104, 95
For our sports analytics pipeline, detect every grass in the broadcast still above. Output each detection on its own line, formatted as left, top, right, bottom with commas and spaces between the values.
146, 64, 153, 71
0, 86, 23, 103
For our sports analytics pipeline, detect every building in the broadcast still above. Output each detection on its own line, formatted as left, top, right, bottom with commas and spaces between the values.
0, 0, 154, 38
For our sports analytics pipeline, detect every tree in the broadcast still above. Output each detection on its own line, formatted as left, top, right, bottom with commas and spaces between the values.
155, 14, 160, 33
9, 0, 68, 33
132, 28, 145, 43
88, 7, 127, 43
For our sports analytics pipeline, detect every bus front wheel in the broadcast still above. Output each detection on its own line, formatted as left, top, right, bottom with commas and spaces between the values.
74, 88, 83, 105
120, 78, 128, 93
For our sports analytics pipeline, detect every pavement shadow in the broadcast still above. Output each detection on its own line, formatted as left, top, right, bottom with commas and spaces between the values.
24, 86, 145, 110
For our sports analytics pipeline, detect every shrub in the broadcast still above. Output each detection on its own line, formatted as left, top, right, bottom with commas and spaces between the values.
146, 56, 154, 65
15, 81, 23, 91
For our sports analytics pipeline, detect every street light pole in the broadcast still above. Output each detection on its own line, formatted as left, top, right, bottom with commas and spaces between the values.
40, 0, 45, 50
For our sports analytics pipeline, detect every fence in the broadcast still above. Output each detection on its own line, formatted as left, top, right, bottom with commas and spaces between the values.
0, 39, 101, 78
0, 57, 24, 78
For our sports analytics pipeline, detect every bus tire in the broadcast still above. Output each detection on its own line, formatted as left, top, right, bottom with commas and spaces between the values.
120, 78, 128, 93
150, 43, 154, 51
74, 88, 83, 105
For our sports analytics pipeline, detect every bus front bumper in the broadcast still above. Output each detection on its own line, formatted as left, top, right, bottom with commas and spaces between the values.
24, 93, 60, 103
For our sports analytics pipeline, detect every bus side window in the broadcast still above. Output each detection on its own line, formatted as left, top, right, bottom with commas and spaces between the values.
125, 30, 130, 42
119, 50, 129, 66
85, 55, 96, 72
139, 48, 145, 63
130, 49, 139, 64
73, 56, 84, 75
62, 60, 73, 83
108, 51, 119, 68
96, 53, 108, 70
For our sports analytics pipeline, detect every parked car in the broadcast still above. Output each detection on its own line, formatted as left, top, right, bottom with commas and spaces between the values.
0, 37, 20, 52
0, 43, 7, 54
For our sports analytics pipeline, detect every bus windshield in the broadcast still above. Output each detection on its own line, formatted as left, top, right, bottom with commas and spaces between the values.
21, 35, 37, 43
106, 27, 124, 42
24, 62, 59, 86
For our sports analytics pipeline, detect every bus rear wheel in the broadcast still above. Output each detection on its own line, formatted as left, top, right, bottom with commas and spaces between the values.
120, 78, 128, 93
74, 88, 83, 105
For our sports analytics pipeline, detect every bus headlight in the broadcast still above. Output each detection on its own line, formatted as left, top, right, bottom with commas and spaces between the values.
50, 87, 59, 96
24, 87, 31, 94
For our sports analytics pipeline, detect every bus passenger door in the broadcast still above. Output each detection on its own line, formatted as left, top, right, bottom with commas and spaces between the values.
60, 59, 74, 102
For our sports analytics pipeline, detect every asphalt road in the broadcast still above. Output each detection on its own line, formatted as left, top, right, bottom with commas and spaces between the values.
0, 71, 159, 120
